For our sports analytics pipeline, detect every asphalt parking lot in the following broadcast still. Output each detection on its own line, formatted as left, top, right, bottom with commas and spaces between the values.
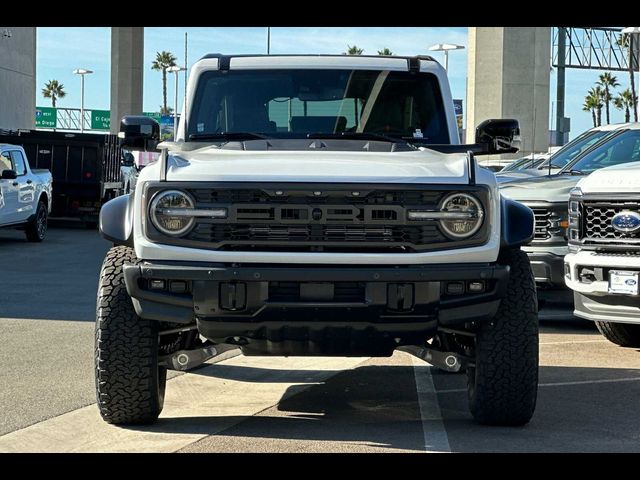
1, 226, 639, 452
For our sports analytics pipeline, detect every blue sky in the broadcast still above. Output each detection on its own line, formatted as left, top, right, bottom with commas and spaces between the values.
36, 27, 633, 141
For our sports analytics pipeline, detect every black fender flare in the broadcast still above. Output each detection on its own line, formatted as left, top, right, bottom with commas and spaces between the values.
500, 195, 534, 248
99, 194, 134, 247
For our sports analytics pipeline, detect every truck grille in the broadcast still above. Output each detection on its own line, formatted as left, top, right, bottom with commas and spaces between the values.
532, 208, 551, 240
145, 184, 489, 253
584, 200, 640, 243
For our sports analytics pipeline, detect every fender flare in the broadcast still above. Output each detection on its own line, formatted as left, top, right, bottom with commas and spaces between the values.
500, 195, 535, 248
99, 194, 134, 247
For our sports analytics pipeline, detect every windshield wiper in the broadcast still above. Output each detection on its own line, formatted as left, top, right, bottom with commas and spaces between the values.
189, 132, 268, 141
306, 132, 414, 147
562, 169, 584, 175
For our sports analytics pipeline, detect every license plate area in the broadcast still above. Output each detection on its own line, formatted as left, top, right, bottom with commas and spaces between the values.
608, 270, 640, 295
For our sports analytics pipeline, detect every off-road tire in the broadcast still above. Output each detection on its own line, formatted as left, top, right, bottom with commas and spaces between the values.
595, 321, 640, 348
25, 200, 47, 242
95, 246, 166, 425
467, 248, 539, 426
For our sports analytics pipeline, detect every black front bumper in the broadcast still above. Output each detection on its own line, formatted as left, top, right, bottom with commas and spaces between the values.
123, 262, 509, 355
526, 251, 567, 288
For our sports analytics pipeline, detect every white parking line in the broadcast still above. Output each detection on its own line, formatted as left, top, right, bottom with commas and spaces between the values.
410, 356, 451, 453
436, 376, 640, 394
539, 340, 609, 345
0, 355, 367, 453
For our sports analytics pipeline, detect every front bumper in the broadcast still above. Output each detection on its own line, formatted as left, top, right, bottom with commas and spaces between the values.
565, 250, 640, 324
523, 245, 568, 287
123, 261, 509, 353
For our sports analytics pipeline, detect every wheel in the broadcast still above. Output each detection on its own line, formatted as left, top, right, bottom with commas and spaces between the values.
95, 246, 166, 425
595, 321, 640, 347
467, 248, 539, 426
25, 200, 48, 242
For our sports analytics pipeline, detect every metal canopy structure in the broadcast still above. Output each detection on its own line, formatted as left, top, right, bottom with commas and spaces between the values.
552, 27, 640, 146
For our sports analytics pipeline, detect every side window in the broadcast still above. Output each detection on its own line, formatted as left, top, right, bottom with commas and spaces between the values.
0, 152, 11, 175
9, 151, 27, 176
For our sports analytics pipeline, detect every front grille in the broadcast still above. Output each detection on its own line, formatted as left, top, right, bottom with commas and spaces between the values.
532, 208, 551, 240
146, 183, 489, 253
583, 200, 640, 244
269, 282, 365, 302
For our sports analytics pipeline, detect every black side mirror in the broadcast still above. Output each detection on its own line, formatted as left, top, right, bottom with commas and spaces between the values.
1, 169, 18, 180
120, 152, 135, 167
118, 116, 160, 151
475, 119, 521, 154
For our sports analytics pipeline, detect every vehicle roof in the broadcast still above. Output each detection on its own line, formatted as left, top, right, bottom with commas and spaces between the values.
594, 122, 639, 131
199, 53, 438, 63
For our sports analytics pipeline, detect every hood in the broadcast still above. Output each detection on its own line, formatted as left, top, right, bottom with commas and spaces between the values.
153, 145, 494, 185
499, 174, 582, 203
577, 161, 640, 193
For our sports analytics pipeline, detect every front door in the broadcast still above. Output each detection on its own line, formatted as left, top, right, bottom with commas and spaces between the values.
0, 150, 20, 225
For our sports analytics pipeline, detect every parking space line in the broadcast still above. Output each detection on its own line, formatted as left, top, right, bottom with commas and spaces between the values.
539, 340, 609, 345
0, 356, 367, 453
411, 356, 451, 453
436, 376, 640, 394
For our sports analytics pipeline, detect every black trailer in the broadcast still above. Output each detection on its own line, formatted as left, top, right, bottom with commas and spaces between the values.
0, 129, 123, 225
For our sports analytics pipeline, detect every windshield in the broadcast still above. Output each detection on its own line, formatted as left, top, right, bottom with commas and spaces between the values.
187, 69, 450, 143
545, 129, 612, 169
560, 129, 640, 175
501, 156, 546, 172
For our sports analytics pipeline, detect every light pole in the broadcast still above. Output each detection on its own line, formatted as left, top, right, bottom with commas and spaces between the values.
167, 65, 187, 141
622, 27, 640, 121
73, 68, 93, 132
428, 43, 465, 72
267, 27, 271, 54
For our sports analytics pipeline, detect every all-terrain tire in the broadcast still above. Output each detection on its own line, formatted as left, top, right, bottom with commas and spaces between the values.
95, 245, 166, 425
25, 200, 47, 242
467, 248, 539, 426
595, 321, 640, 348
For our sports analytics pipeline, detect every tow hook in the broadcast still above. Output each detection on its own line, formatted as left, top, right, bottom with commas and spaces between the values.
398, 345, 467, 372
159, 344, 218, 371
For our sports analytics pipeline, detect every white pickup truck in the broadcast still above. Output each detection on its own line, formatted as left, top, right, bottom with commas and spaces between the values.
0, 144, 52, 241
565, 160, 640, 347
96, 54, 538, 427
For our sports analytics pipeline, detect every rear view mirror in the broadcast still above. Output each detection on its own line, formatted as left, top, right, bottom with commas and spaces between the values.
1, 169, 18, 180
121, 152, 135, 167
118, 116, 160, 151
475, 119, 521, 154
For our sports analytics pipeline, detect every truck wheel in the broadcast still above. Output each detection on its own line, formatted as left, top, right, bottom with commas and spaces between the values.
595, 321, 640, 348
95, 246, 166, 425
25, 200, 48, 242
467, 248, 539, 426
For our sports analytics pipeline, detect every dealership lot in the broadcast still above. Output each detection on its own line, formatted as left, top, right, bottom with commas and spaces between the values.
1, 227, 639, 452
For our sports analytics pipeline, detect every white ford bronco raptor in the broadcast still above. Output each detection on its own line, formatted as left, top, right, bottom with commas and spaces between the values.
96, 54, 538, 426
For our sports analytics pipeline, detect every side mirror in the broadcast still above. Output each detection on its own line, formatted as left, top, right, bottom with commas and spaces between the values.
120, 152, 135, 167
475, 119, 521, 154
1, 169, 18, 180
118, 116, 160, 151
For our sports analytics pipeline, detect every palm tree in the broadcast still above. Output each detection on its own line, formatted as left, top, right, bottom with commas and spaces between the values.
151, 51, 177, 115
159, 105, 174, 116
597, 72, 620, 124
614, 89, 636, 122
617, 33, 638, 121
344, 45, 364, 55
583, 96, 598, 128
587, 86, 605, 126
377, 48, 393, 56
42, 80, 66, 108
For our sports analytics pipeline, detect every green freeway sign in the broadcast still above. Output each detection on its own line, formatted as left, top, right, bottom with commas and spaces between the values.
91, 110, 111, 130
35, 107, 57, 128
143, 112, 161, 122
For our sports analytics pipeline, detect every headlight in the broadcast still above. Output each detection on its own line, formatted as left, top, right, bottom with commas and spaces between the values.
150, 190, 196, 236
438, 193, 484, 238
408, 193, 484, 239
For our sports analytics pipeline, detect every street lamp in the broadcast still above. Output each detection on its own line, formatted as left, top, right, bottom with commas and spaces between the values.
428, 43, 465, 72
167, 65, 187, 141
622, 27, 640, 121
72, 68, 93, 132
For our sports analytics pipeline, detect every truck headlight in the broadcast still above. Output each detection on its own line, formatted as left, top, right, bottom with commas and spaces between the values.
150, 190, 197, 236
408, 193, 484, 239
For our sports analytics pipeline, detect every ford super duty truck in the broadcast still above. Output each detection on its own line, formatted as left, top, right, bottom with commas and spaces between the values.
565, 160, 640, 347
0, 144, 52, 241
96, 54, 538, 426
